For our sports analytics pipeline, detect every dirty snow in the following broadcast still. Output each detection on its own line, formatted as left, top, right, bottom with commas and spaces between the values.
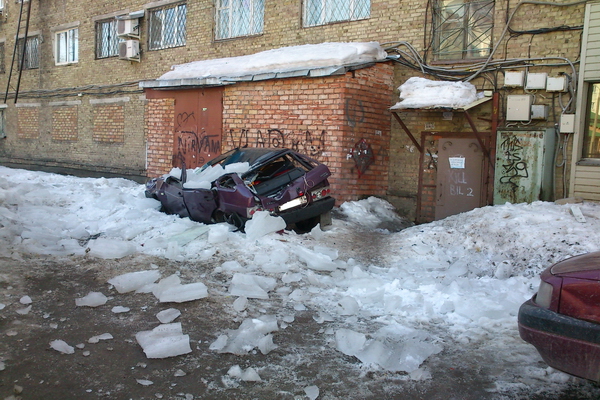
1, 166, 600, 396
392, 76, 482, 109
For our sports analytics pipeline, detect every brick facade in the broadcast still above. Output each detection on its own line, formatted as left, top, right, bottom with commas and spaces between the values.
52, 106, 78, 142
93, 105, 125, 143
146, 98, 175, 177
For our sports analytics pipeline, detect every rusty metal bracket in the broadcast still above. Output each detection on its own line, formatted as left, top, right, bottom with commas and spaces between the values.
464, 110, 493, 165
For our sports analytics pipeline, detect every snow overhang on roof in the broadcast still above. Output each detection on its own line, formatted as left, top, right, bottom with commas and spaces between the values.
139, 42, 388, 90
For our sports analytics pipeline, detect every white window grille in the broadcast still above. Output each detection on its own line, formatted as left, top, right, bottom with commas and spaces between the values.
216, 0, 265, 40
148, 2, 187, 50
303, 0, 370, 27
96, 19, 120, 59
433, 0, 494, 60
55, 27, 79, 65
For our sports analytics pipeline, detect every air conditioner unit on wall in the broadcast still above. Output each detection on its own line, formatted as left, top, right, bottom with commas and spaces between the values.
117, 18, 139, 38
119, 39, 140, 62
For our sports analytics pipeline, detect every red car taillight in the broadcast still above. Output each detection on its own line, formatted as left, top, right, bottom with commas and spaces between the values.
311, 186, 331, 201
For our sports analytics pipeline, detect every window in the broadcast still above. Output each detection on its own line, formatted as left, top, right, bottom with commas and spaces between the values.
17, 36, 39, 70
433, 0, 494, 60
55, 27, 78, 65
148, 2, 187, 50
0, 109, 4, 139
0, 42, 5, 74
583, 83, 600, 158
303, 0, 370, 27
216, 0, 264, 40
96, 19, 120, 59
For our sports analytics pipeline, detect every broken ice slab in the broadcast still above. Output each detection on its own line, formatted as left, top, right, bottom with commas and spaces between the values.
135, 322, 192, 359
111, 306, 130, 314
209, 315, 278, 355
75, 291, 108, 307
304, 385, 320, 400
293, 246, 338, 272
49, 339, 75, 354
19, 295, 32, 304
169, 225, 211, 246
156, 308, 181, 323
86, 238, 137, 259
158, 282, 208, 303
228, 273, 277, 300
108, 270, 161, 294
244, 211, 286, 241
88, 333, 114, 343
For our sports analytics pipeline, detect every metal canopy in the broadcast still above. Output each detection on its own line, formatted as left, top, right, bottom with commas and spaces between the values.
389, 95, 496, 163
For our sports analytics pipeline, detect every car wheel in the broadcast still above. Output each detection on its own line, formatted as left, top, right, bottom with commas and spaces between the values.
293, 216, 320, 234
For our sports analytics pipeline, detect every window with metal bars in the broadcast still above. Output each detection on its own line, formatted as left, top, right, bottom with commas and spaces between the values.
148, 2, 187, 51
215, 0, 264, 40
433, 0, 494, 60
96, 19, 121, 59
55, 27, 78, 65
303, 0, 370, 27
17, 36, 39, 70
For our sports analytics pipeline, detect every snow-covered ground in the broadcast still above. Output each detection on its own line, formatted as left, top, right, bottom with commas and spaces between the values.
1, 165, 600, 398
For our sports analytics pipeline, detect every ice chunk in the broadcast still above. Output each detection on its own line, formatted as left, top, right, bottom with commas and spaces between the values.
227, 365, 243, 378
86, 238, 136, 259
258, 334, 277, 355
244, 211, 286, 241
156, 308, 181, 323
208, 224, 230, 244
108, 270, 161, 294
335, 329, 367, 357
135, 323, 192, 359
229, 273, 277, 300
337, 296, 360, 315
136, 379, 154, 386
293, 246, 338, 271
304, 385, 320, 400
158, 282, 208, 303
210, 315, 278, 355
88, 333, 113, 343
75, 292, 108, 307
232, 296, 248, 312
241, 367, 261, 382
152, 274, 181, 298
111, 306, 130, 314
50, 339, 75, 354
19, 295, 32, 304
16, 305, 32, 315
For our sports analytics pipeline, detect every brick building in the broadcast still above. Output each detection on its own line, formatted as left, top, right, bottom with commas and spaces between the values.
0, 0, 595, 223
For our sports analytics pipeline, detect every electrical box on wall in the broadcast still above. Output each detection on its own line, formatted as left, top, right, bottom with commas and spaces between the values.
560, 114, 575, 133
506, 95, 532, 121
504, 71, 524, 87
526, 73, 548, 90
546, 76, 567, 92
531, 105, 548, 120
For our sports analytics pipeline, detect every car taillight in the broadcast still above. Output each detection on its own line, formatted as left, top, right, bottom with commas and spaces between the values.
534, 280, 554, 309
311, 186, 331, 200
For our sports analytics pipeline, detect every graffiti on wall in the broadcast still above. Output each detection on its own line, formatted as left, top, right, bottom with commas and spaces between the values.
226, 128, 326, 159
350, 138, 375, 176
175, 111, 221, 167
498, 134, 529, 191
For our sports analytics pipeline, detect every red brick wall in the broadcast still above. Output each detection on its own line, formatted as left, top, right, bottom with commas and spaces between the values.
93, 105, 125, 143
17, 107, 40, 139
146, 98, 175, 177
52, 106, 78, 142
222, 62, 394, 204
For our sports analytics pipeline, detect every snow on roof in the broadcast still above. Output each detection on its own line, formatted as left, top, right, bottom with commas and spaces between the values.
155, 42, 388, 82
391, 77, 483, 110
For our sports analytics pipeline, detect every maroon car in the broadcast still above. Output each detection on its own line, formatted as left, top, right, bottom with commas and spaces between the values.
518, 251, 600, 382
145, 148, 335, 232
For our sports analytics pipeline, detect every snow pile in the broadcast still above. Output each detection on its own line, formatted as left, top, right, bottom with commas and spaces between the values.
159, 42, 387, 81
393, 77, 480, 109
167, 161, 250, 189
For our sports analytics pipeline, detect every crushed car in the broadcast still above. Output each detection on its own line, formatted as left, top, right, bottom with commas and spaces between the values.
518, 251, 600, 383
145, 148, 335, 232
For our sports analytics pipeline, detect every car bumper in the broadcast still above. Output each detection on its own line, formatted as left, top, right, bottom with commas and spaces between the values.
518, 299, 600, 382
277, 196, 335, 225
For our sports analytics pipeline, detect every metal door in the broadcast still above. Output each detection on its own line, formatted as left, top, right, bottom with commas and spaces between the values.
173, 89, 223, 169
435, 138, 485, 220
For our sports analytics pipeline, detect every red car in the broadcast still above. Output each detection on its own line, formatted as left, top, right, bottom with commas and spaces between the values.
518, 251, 600, 382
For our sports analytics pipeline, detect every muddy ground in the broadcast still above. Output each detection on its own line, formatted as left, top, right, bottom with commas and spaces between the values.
1, 251, 600, 400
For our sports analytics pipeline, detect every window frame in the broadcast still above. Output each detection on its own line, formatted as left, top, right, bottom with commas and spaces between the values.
302, 0, 370, 28
215, 0, 265, 40
95, 18, 121, 59
54, 26, 79, 65
582, 82, 600, 160
16, 35, 39, 70
432, 0, 494, 61
147, 1, 187, 51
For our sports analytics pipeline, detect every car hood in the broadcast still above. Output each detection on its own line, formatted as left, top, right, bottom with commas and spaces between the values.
550, 251, 600, 280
